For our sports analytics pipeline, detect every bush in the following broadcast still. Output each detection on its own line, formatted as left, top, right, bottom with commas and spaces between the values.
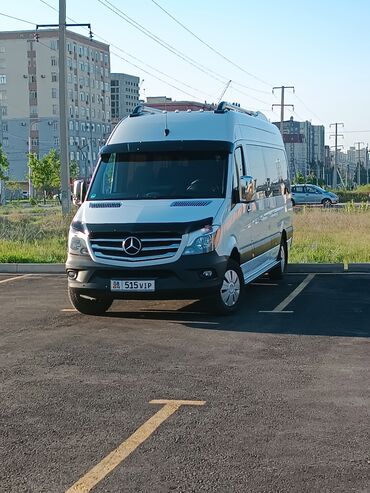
335, 190, 370, 203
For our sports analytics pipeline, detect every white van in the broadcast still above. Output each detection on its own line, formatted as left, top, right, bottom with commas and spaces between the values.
67, 102, 293, 315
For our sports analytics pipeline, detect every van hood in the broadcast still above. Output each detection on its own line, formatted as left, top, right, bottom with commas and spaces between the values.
77, 199, 224, 229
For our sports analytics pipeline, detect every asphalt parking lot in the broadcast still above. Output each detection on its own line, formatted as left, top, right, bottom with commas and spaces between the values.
0, 271, 369, 493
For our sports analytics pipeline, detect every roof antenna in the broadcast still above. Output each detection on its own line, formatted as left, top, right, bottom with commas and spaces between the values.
164, 97, 170, 136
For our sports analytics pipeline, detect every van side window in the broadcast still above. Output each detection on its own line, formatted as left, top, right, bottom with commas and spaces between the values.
234, 146, 245, 177
232, 160, 239, 207
262, 147, 289, 197
245, 145, 267, 199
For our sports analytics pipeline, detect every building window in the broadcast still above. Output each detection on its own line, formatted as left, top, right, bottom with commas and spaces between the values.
54, 137, 59, 146
52, 104, 58, 115
69, 120, 73, 130
2, 122, 8, 132
31, 138, 39, 146
0, 75, 6, 84
70, 151, 74, 160
76, 151, 80, 161
2, 136, 8, 147
30, 106, 37, 116
52, 88, 57, 99
67, 73, 72, 84
52, 72, 58, 83
70, 136, 74, 146
51, 57, 57, 67
75, 121, 79, 131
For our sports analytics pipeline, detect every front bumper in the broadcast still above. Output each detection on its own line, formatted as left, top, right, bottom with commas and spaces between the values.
66, 252, 228, 300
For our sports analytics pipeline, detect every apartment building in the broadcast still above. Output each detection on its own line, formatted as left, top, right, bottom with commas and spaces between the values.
111, 72, 140, 125
273, 117, 325, 179
0, 29, 111, 181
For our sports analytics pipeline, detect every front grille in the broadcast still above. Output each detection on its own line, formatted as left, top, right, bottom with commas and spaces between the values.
89, 231, 182, 263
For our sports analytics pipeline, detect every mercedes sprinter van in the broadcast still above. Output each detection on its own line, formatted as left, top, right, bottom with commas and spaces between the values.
66, 102, 293, 315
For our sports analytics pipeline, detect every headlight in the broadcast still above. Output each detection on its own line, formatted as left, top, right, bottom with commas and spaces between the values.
68, 222, 89, 256
183, 225, 220, 256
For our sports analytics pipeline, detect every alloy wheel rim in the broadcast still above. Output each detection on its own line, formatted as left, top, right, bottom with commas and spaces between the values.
220, 269, 241, 307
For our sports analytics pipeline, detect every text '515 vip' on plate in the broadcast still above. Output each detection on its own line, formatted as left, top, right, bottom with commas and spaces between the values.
111, 280, 155, 292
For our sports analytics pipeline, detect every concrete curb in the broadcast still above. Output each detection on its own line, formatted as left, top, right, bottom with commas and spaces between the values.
1, 263, 370, 274
0, 263, 65, 273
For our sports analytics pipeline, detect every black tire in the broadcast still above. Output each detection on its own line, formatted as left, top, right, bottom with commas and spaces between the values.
208, 259, 244, 315
269, 239, 287, 280
322, 198, 332, 207
291, 199, 295, 206
68, 287, 113, 315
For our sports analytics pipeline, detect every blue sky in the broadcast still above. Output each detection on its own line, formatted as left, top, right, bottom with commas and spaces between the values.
1, 0, 369, 149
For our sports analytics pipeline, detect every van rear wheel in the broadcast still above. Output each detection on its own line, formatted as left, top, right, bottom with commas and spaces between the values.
68, 287, 113, 315
269, 239, 287, 280
208, 260, 244, 315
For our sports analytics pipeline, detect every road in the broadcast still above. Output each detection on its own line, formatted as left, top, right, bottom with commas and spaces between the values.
0, 272, 369, 493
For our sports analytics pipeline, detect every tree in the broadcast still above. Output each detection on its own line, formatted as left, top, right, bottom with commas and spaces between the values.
0, 144, 9, 205
0, 143, 9, 181
293, 171, 305, 184
6, 181, 23, 201
28, 149, 79, 203
69, 159, 80, 181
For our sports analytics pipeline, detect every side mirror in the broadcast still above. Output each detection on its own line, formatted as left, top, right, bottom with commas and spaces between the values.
73, 179, 86, 206
240, 175, 255, 202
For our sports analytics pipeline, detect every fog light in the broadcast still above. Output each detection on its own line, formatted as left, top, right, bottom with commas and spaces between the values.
200, 269, 214, 279
67, 270, 78, 280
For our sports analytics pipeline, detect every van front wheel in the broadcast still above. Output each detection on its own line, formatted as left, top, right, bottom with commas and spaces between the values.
209, 260, 244, 315
68, 287, 113, 315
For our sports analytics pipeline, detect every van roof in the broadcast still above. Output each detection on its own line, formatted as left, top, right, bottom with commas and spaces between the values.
107, 102, 281, 147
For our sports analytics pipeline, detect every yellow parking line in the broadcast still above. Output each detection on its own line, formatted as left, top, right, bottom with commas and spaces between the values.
65, 399, 205, 493
0, 274, 31, 285
259, 274, 315, 313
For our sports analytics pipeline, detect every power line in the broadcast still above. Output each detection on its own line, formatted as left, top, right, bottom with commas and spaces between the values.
96, 0, 226, 84
39, 0, 215, 100
0, 11, 35, 26
150, 0, 272, 88
96, 0, 272, 102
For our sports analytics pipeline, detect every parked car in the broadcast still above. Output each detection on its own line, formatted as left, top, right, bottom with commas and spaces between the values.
291, 184, 339, 207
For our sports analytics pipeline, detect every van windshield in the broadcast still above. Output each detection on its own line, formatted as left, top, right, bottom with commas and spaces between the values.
88, 151, 228, 200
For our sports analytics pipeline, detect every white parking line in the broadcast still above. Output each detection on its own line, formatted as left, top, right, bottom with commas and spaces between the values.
0, 274, 31, 285
259, 274, 315, 313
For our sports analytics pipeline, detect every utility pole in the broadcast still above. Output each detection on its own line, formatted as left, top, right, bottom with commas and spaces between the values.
59, 0, 70, 214
366, 144, 369, 185
36, 4, 92, 214
354, 141, 364, 186
329, 123, 344, 188
272, 86, 295, 135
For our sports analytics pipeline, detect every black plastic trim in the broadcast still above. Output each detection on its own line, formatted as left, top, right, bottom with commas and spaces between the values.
99, 140, 233, 156
86, 217, 213, 236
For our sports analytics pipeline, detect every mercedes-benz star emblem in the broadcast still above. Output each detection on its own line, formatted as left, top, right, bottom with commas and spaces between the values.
122, 236, 142, 256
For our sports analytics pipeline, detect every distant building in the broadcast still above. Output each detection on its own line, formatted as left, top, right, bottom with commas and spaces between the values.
0, 29, 111, 181
273, 117, 325, 180
111, 72, 140, 125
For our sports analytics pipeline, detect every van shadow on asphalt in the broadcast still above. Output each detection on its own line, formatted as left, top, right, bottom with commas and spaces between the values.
104, 276, 370, 339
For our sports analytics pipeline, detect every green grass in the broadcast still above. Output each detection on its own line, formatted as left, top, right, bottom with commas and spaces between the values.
0, 206, 71, 263
290, 207, 370, 263
1, 204, 370, 264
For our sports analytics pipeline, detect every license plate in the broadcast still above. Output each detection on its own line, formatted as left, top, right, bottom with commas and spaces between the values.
111, 280, 155, 292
